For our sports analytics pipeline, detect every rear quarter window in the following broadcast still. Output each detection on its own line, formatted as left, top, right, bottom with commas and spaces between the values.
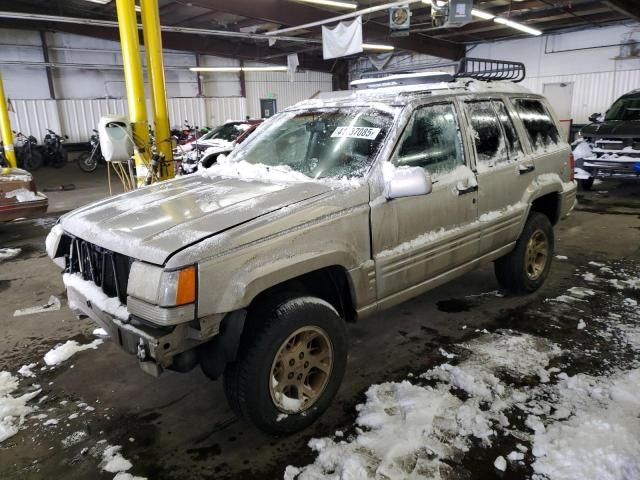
513, 99, 560, 151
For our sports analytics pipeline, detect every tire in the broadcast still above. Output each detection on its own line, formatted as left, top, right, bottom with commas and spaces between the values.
21, 149, 43, 171
494, 212, 554, 295
578, 178, 594, 191
51, 148, 67, 168
223, 294, 348, 435
77, 151, 98, 173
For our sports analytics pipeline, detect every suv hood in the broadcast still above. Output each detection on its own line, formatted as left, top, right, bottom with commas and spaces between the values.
60, 175, 330, 265
582, 120, 640, 138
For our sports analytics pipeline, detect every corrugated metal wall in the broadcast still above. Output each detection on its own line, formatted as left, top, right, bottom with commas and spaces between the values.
10, 99, 61, 141
8, 97, 249, 143
244, 70, 332, 118
521, 69, 640, 124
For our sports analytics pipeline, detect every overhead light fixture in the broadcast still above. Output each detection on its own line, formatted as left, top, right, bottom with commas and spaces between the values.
471, 9, 495, 20
493, 16, 542, 36
190, 67, 242, 72
189, 66, 289, 73
135, 5, 141, 12
295, 0, 358, 9
83, 0, 111, 4
362, 43, 395, 51
243, 66, 288, 72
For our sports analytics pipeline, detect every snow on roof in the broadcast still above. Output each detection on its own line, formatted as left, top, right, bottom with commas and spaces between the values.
294, 79, 532, 110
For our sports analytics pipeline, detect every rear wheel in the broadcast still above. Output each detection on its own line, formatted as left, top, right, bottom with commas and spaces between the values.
77, 151, 98, 173
495, 212, 554, 294
51, 148, 67, 168
223, 294, 347, 435
578, 178, 594, 191
20, 149, 43, 171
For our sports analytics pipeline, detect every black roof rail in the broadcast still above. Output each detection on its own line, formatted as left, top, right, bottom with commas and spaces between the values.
454, 57, 526, 83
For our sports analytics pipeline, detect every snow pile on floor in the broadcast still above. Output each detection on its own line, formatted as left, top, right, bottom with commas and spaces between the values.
44, 339, 103, 366
63, 273, 129, 320
288, 332, 560, 479
0, 371, 41, 443
99, 444, 147, 480
531, 369, 640, 480
0, 247, 21, 262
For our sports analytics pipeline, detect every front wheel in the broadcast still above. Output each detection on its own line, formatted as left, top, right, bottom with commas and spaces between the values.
20, 149, 44, 171
494, 212, 554, 295
223, 294, 347, 435
77, 151, 98, 173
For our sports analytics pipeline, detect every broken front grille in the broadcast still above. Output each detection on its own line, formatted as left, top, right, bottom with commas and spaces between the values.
62, 234, 133, 304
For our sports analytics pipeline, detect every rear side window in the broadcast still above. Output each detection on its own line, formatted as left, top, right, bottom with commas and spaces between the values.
394, 103, 465, 175
466, 101, 506, 165
514, 99, 560, 151
493, 100, 523, 156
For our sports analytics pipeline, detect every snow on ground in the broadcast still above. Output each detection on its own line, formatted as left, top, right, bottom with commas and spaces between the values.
0, 247, 21, 262
287, 261, 640, 480
0, 371, 41, 443
43, 339, 103, 366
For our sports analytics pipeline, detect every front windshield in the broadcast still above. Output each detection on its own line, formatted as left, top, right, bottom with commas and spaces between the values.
231, 107, 396, 179
201, 123, 249, 142
605, 96, 640, 121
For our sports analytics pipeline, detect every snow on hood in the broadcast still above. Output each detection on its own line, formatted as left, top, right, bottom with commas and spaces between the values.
59, 174, 331, 265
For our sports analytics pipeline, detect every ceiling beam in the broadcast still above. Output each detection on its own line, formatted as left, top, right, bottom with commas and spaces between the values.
603, 0, 640, 21
185, 0, 464, 59
0, 19, 332, 72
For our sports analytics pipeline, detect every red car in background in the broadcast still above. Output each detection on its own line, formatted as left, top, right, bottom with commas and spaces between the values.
0, 167, 48, 222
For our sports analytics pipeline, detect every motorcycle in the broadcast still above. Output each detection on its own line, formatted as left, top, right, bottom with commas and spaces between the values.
14, 131, 44, 171
77, 129, 105, 173
170, 120, 204, 145
42, 129, 68, 168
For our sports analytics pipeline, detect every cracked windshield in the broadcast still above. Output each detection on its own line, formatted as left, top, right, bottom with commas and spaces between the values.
233, 107, 397, 179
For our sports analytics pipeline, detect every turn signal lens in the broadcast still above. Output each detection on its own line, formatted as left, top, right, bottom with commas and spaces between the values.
176, 265, 197, 305
158, 265, 197, 306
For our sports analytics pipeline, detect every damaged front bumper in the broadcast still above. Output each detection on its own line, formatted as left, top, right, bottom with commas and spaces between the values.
576, 156, 640, 181
66, 285, 224, 377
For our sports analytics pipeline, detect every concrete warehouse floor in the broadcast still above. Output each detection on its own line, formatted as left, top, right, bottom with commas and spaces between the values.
0, 165, 639, 479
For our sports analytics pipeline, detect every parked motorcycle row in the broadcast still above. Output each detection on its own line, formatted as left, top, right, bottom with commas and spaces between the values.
13, 129, 69, 171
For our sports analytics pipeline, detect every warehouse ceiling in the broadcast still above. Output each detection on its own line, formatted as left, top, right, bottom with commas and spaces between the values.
0, 0, 637, 72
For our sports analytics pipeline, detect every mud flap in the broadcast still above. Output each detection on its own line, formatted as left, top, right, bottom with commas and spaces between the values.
198, 310, 247, 380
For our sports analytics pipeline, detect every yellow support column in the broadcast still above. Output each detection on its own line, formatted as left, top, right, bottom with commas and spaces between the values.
115, 0, 151, 187
0, 73, 17, 168
141, 0, 174, 180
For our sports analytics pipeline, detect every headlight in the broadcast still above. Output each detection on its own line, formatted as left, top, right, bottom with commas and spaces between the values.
158, 265, 197, 307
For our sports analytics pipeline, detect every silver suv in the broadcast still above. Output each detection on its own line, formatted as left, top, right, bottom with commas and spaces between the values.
47, 60, 577, 434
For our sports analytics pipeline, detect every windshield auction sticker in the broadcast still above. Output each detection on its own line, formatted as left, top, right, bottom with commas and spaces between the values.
331, 126, 381, 140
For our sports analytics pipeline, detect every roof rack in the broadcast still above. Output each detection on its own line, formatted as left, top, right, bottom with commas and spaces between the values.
455, 57, 526, 83
351, 56, 526, 89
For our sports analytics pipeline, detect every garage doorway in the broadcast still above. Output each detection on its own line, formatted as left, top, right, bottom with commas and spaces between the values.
542, 82, 573, 120
260, 98, 277, 118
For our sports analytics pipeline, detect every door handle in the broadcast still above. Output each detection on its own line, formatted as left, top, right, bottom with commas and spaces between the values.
457, 184, 478, 195
519, 164, 535, 174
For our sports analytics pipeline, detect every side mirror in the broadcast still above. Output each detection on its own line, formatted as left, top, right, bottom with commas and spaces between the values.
384, 167, 432, 200
588, 113, 602, 123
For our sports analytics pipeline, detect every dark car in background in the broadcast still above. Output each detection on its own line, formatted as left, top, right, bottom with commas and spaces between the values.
573, 89, 640, 190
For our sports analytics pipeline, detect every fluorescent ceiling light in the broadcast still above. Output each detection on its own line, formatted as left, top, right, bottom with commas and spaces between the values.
84, 0, 111, 4
295, 0, 358, 9
242, 66, 288, 72
471, 9, 495, 20
362, 43, 395, 51
190, 66, 288, 72
190, 67, 242, 72
494, 16, 542, 36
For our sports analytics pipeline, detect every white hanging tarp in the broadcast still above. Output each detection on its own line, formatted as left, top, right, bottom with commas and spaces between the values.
322, 16, 363, 60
